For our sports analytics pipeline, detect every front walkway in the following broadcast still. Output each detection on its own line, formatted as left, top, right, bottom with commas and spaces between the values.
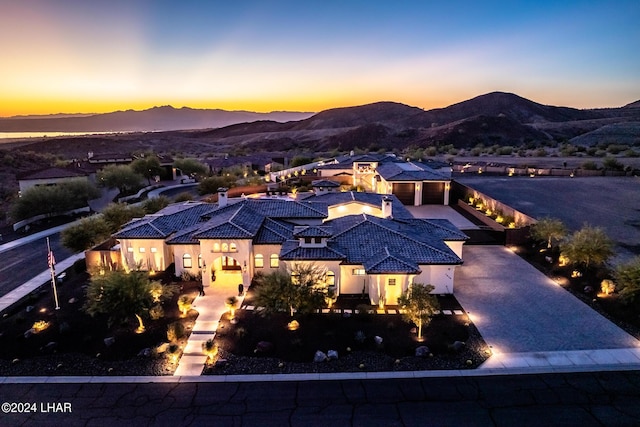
173, 282, 246, 376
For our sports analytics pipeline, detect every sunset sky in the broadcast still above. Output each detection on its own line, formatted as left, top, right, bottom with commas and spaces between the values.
2, 0, 639, 117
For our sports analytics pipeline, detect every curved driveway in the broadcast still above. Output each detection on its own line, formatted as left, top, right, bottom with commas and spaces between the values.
454, 246, 639, 354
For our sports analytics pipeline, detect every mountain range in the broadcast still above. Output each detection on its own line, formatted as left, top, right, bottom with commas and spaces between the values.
3, 92, 639, 153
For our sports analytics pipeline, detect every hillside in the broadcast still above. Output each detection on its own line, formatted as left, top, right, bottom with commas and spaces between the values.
0, 106, 314, 133
5, 92, 640, 156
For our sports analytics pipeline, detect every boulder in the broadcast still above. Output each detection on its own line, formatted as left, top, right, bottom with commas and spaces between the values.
313, 350, 328, 363
26, 305, 35, 313
40, 342, 58, 354
449, 341, 465, 352
68, 297, 78, 304
327, 350, 339, 360
103, 336, 116, 347
137, 348, 152, 357
415, 346, 430, 357
256, 341, 274, 353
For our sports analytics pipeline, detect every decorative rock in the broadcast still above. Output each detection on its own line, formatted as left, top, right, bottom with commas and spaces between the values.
12, 358, 20, 364
415, 346, 430, 357
26, 305, 35, 313
327, 350, 339, 360
584, 286, 594, 294
374, 336, 383, 345
313, 350, 328, 362
156, 343, 169, 354
40, 342, 58, 354
449, 341, 465, 352
68, 297, 78, 304
58, 321, 71, 335
256, 341, 274, 353
410, 327, 417, 334
103, 336, 116, 347
215, 358, 228, 368
137, 348, 152, 357
24, 329, 34, 339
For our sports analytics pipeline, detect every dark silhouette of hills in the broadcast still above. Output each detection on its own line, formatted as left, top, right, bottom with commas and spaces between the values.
0, 106, 314, 132
4, 92, 639, 153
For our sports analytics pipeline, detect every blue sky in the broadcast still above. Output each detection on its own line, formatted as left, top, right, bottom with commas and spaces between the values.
1, 0, 638, 115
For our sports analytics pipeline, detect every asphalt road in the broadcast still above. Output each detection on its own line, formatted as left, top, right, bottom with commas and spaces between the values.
2, 371, 640, 426
0, 232, 74, 297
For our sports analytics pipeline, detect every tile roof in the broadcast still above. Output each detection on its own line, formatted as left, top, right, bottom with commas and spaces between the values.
114, 202, 215, 239
364, 247, 421, 274
375, 162, 447, 181
300, 192, 413, 219
328, 214, 462, 266
293, 225, 333, 237
311, 179, 341, 187
254, 219, 295, 244
280, 241, 345, 260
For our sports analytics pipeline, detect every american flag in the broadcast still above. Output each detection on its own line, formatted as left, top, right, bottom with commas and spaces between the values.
48, 250, 55, 269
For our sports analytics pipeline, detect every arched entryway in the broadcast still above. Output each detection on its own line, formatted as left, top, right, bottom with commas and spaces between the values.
208, 255, 245, 288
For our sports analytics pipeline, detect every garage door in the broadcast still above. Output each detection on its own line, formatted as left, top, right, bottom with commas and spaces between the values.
392, 183, 415, 205
422, 182, 445, 204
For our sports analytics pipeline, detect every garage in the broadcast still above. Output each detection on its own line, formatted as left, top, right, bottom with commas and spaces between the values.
392, 183, 415, 205
422, 182, 445, 204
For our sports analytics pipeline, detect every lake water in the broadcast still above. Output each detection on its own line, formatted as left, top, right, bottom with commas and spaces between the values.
0, 131, 129, 140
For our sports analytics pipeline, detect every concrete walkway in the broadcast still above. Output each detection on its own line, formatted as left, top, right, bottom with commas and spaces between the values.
174, 282, 246, 376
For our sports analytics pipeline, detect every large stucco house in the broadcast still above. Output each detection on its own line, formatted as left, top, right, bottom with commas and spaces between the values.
108, 183, 467, 305
317, 153, 452, 206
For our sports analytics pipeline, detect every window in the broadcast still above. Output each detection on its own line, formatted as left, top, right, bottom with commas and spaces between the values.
327, 271, 335, 286
270, 254, 279, 268
230, 243, 237, 252
304, 237, 312, 244
352, 268, 365, 275
221, 243, 229, 252
198, 254, 202, 268
183, 254, 192, 269
127, 247, 134, 253
150, 247, 157, 253
139, 247, 146, 253
291, 272, 300, 284
388, 278, 396, 286
213, 243, 220, 252
222, 256, 241, 270
254, 254, 264, 268
314, 237, 322, 244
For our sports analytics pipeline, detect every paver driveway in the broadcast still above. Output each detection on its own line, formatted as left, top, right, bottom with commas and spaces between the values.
454, 246, 639, 354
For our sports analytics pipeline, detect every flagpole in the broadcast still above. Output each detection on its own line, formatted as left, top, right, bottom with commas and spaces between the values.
47, 237, 60, 310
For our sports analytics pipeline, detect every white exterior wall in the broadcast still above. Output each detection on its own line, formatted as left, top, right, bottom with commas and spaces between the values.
172, 244, 202, 279
252, 244, 283, 276
444, 241, 464, 259
369, 274, 415, 305
119, 238, 168, 272
414, 264, 456, 294
19, 176, 90, 193
339, 265, 368, 294
327, 202, 381, 220
199, 239, 252, 288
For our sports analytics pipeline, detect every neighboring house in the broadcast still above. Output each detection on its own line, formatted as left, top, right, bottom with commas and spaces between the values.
317, 153, 451, 206
18, 166, 92, 193
104, 183, 467, 304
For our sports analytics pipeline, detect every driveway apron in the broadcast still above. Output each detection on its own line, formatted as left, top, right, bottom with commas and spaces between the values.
454, 246, 639, 354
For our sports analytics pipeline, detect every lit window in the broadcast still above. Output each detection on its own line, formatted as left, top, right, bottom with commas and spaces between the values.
222, 243, 229, 252
327, 271, 335, 285
139, 247, 146, 253
291, 272, 300, 284
213, 243, 220, 252
352, 269, 365, 275
183, 254, 192, 269
388, 278, 396, 286
198, 254, 202, 268
255, 254, 264, 268
270, 254, 279, 268
127, 247, 134, 253
150, 247, 157, 253
230, 243, 237, 252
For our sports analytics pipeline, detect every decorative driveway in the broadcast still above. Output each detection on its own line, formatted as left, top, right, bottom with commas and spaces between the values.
454, 246, 639, 354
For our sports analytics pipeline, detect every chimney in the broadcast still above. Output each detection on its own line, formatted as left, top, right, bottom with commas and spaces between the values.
382, 196, 392, 219
217, 187, 228, 207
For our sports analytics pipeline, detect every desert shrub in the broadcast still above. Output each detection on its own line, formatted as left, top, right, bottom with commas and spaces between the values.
167, 321, 186, 343
581, 161, 598, 170
149, 304, 165, 320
